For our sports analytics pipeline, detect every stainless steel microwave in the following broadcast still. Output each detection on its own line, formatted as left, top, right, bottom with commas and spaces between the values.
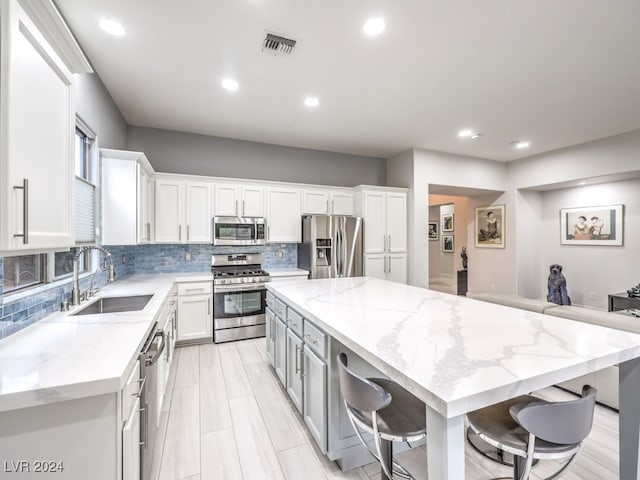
213, 217, 266, 246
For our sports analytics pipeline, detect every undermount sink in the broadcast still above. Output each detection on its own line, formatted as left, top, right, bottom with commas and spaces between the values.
71, 295, 154, 316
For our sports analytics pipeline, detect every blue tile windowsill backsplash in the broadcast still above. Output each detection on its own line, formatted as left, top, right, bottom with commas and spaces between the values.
0, 243, 297, 340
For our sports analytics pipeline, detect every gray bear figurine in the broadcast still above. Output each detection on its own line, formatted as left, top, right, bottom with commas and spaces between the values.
547, 264, 571, 305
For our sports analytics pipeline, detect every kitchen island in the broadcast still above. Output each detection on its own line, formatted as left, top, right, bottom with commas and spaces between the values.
267, 276, 640, 480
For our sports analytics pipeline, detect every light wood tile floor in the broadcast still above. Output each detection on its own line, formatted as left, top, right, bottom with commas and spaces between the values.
150, 339, 620, 479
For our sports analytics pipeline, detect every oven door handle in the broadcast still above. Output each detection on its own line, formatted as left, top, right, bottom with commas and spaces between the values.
214, 283, 266, 292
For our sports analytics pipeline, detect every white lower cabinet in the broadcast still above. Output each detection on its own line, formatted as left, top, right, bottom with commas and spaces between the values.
286, 328, 304, 413
122, 397, 141, 480
303, 345, 328, 453
176, 281, 212, 343
364, 253, 407, 284
265, 307, 275, 367
274, 316, 287, 385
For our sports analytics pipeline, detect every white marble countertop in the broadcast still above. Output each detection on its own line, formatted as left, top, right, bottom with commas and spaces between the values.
0, 273, 211, 413
264, 267, 309, 278
267, 277, 640, 418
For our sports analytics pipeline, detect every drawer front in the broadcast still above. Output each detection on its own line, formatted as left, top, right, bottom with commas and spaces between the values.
122, 360, 141, 421
303, 320, 327, 359
287, 308, 304, 337
178, 281, 212, 296
266, 291, 275, 309
274, 298, 287, 319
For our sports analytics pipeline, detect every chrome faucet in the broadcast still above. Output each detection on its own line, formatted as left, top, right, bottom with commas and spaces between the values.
71, 246, 116, 306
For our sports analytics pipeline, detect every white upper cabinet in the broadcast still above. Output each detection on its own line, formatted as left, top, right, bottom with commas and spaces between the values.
0, 0, 76, 254
214, 183, 264, 217
357, 188, 407, 254
266, 187, 301, 243
155, 179, 184, 243
302, 189, 354, 216
185, 182, 212, 242
156, 175, 212, 243
101, 149, 155, 245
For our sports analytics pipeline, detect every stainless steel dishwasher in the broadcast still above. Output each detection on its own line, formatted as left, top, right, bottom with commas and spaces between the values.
139, 322, 166, 480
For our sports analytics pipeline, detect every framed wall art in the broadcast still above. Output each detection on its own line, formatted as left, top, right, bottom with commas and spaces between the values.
441, 213, 454, 232
475, 204, 505, 248
442, 235, 454, 253
428, 222, 439, 241
560, 204, 624, 246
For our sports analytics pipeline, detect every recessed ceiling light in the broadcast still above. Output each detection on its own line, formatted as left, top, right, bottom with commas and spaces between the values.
363, 18, 385, 36
458, 129, 481, 139
221, 78, 239, 92
99, 18, 125, 37
577, 181, 587, 186
304, 96, 319, 107
512, 140, 531, 149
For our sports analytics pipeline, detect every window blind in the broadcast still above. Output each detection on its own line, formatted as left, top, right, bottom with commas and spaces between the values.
75, 176, 96, 243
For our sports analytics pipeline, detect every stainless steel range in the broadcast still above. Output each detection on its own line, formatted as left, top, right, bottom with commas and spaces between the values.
212, 253, 269, 343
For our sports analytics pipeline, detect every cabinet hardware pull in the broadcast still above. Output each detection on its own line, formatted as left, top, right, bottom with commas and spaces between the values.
326, 199, 329, 213
185, 288, 204, 292
13, 179, 28, 244
295, 344, 300, 373
208, 298, 211, 315
187, 225, 190, 241
301, 351, 307, 377
242, 200, 245, 216
235, 200, 238, 216
388, 235, 391, 251
331, 200, 334, 213
178, 225, 182, 241
383, 234, 386, 252
388, 256, 391, 274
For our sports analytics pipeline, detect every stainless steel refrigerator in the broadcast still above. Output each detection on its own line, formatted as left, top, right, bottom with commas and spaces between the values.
298, 215, 363, 279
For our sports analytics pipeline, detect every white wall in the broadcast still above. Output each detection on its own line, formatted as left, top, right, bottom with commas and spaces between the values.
538, 178, 639, 309
508, 129, 640, 189
387, 148, 507, 288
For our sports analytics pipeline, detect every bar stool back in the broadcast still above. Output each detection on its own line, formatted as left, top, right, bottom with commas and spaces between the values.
336, 353, 426, 480
467, 385, 597, 480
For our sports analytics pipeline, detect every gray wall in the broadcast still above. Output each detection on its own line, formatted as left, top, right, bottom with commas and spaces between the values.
74, 73, 127, 149
127, 126, 386, 187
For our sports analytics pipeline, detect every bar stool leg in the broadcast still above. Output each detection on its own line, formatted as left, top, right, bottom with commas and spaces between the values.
380, 439, 393, 480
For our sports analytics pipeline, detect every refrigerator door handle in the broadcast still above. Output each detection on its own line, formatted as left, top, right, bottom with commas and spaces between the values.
342, 218, 348, 277
336, 223, 343, 277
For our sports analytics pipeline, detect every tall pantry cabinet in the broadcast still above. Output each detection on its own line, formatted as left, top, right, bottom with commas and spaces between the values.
0, 0, 89, 254
355, 186, 408, 284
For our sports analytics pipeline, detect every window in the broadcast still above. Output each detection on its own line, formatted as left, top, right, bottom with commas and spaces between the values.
51, 117, 98, 279
51, 247, 91, 280
75, 127, 90, 180
2, 255, 46, 293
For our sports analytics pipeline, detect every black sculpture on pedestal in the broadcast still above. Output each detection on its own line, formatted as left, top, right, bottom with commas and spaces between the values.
461, 247, 468, 270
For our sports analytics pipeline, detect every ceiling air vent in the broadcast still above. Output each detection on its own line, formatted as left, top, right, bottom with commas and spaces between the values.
262, 32, 297, 56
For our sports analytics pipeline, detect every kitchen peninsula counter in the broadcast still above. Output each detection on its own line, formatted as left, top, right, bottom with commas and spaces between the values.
267, 276, 640, 479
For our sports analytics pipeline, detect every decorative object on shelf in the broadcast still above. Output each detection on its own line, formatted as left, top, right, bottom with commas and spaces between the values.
628, 284, 640, 298
461, 246, 468, 269
428, 221, 439, 240
560, 204, 624, 246
441, 213, 454, 232
547, 263, 571, 305
442, 235, 454, 253
475, 204, 505, 248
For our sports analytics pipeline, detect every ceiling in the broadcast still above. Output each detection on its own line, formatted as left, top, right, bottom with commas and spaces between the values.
54, 0, 640, 161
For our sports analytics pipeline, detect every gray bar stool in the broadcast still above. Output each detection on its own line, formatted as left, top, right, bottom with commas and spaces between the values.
466, 385, 597, 480
336, 353, 426, 480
